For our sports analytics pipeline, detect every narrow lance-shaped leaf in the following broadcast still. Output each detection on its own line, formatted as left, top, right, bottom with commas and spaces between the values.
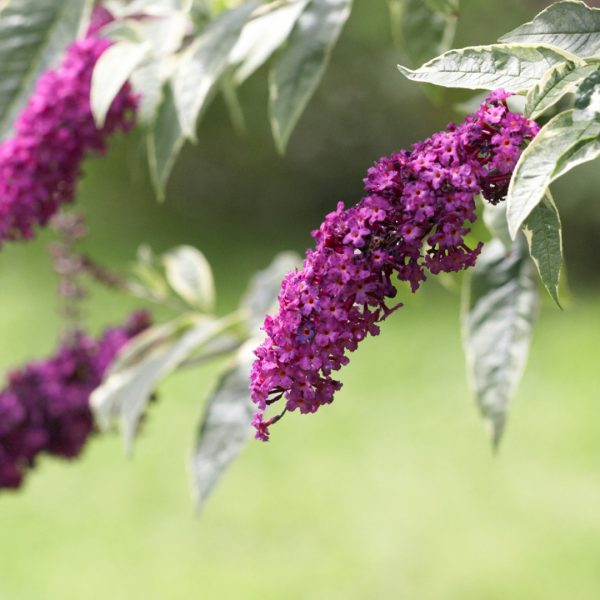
91, 41, 150, 127
462, 237, 539, 447
147, 82, 185, 200
506, 110, 600, 238
229, 0, 310, 84
522, 192, 563, 308
191, 341, 256, 511
190, 252, 300, 510
398, 44, 577, 93
524, 59, 596, 120
499, 0, 600, 59
0, 0, 91, 139
552, 135, 600, 180
269, 0, 352, 153
173, 1, 258, 140
388, 0, 458, 67
91, 315, 229, 453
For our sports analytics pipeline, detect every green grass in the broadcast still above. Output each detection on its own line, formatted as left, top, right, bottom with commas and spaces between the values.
1, 273, 599, 599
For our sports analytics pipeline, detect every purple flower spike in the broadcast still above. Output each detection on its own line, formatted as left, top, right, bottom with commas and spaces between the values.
0, 312, 150, 490
0, 10, 138, 244
250, 91, 539, 440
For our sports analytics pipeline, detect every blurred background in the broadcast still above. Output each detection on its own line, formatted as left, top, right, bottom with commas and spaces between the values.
1, 0, 600, 598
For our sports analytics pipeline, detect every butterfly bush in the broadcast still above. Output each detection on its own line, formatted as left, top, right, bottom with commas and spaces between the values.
0, 7, 137, 243
250, 91, 539, 441
0, 312, 150, 489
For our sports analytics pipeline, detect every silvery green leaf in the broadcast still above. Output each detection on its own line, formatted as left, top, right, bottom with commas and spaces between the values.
522, 192, 563, 308
506, 109, 600, 238
191, 340, 256, 511
91, 41, 150, 127
462, 236, 539, 447
552, 135, 600, 180
147, 81, 185, 199
173, 1, 258, 140
524, 59, 596, 119
240, 252, 301, 335
0, 0, 92, 139
91, 314, 193, 430
398, 44, 577, 92
162, 245, 215, 311
499, 1, 600, 59
230, 0, 309, 84
101, 20, 146, 43
142, 11, 189, 57
269, 0, 352, 153
91, 316, 222, 453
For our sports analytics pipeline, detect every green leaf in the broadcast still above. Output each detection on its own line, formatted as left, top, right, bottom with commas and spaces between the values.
506, 109, 600, 238
522, 192, 563, 307
172, 1, 258, 140
101, 20, 146, 43
499, 0, 600, 59
108, 318, 188, 375
552, 135, 600, 179
230, 0, 309, 84
91, 315, 225, 453
140, 11, 189, 58
0, 0, 91, 139
191, 341, 255, 511
462, 237, 539, 447
162, 245, 215, 311
398, 44, 577, 92
130, 244, 171, 300
269, 0, 352, 153
524, 60, 596, 119
91, 41, 150, 128
240, 251, 301, 334
573, 65, 600, 121
147, 82, 185, 200
388, 0, 458, 67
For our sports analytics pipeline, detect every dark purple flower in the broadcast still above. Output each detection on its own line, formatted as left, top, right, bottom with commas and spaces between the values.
0, 10, 138, 244
250, 91, 539, 440
0, 311, 150, 490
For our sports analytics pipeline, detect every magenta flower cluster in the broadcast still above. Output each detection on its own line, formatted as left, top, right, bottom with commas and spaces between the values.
0, 312, 150, 489
250, 91, 538, 441
0, 9, 137, 243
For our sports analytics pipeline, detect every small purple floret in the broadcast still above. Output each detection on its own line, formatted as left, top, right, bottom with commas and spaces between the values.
250, 91, 539, 440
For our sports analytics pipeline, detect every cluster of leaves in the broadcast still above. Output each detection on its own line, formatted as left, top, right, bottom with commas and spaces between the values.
399, 0, 600, 443
90, 245, 299, 508
90, 0, 353, 199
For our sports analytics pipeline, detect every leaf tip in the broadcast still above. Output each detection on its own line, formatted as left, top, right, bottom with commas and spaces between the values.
487, 414, 506, 452
397, 63, 413, 78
